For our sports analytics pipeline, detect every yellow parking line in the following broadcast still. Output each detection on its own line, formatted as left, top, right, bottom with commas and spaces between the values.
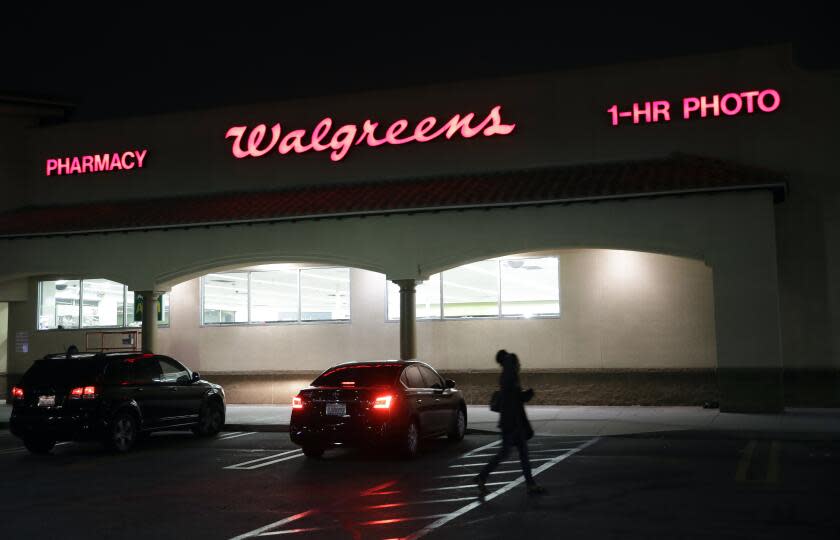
766, 441, 780, 483
735, 440, 757, 483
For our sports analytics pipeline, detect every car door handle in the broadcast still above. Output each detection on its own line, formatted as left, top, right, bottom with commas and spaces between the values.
169, 387, 178, 392
135, 387, 144, 393
416, 399, 423, 404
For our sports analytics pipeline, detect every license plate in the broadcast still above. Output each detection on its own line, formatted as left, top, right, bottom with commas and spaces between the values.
326, 402, 346, 416
37, 395, 56, 407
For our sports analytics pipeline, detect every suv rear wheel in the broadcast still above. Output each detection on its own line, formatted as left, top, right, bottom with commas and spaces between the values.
24, 435, 56, 454
106, 412, 138, 453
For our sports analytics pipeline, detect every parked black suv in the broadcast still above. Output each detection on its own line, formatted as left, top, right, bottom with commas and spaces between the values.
9, 352, 225, 454
290, 360, 467, 458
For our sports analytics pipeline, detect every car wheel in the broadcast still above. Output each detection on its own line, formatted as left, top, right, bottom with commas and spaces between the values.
400, 418, 420, 458
448, 408, 467, 442
107, 412, 138, 453
23, 435, 56, 454
302, 446, 325, 459
194, 401, 224, 437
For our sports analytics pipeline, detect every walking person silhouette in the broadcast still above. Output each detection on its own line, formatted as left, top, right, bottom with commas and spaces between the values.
476, 350, 546, 496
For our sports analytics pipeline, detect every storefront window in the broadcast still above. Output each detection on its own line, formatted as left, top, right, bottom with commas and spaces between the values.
202, 272, 249, 324
38, 280, 81, 330
443, 260, 500, 318
500, 257, 560, 317
300, 268, 350, 321
125, 290, 171, 327
38, 280, 171, 330
387, 257, 560, 320
200, 267, 351, 325
250, 269, 299, 323
82, 279, 125, 327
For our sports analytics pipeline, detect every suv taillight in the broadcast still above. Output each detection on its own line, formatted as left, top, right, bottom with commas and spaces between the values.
11, 386, 24, 400
68, 386, 98, 399
373, 395, 393, 409
292, 396, 303, 409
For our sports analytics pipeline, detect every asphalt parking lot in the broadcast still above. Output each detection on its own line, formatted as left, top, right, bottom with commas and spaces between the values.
0, 427, 839, 539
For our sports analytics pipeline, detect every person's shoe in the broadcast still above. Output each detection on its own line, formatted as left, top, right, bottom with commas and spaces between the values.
475, 476, 489, 497
526, 483, 547, 495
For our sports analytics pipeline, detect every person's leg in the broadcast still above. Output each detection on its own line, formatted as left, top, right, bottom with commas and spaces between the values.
517, 440, 547, 494
478, 439, 512, 484
515, 440, 534, 485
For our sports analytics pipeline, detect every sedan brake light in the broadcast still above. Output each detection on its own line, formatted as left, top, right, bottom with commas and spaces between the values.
11, 386, 24, 400
373, 395, 392, 409
69, 386, 98, 399
292, 396, 303, 409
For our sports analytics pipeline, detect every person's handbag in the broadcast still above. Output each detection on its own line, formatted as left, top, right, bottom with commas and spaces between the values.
489, 390, 501, 412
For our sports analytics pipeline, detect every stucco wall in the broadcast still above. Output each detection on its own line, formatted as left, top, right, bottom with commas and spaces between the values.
4, 249, 716, 375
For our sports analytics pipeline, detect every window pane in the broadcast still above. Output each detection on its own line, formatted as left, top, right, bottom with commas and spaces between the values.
202, 272, 249, 324
249, 270, 299, 323
443, 260, 499, 317
500, 257, 560, 317
82, 279, 125, 327
300, 268, 350, 321
38, 280, 81, 330
126, 291, 171, 327
387, 274, 441, 320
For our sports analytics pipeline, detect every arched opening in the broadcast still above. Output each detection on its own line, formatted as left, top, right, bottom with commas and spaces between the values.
141, 248, 717, 405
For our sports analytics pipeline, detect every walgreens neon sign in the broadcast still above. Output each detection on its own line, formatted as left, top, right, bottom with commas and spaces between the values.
225, 105, 515, 162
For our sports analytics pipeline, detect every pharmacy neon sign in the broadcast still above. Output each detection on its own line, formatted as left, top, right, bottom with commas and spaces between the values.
607, 88, 781, 126
45, 149, 148, 176
225, 105, 515, 162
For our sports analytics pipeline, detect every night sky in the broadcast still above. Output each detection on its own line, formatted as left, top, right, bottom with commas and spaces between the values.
0, 6, 835, 121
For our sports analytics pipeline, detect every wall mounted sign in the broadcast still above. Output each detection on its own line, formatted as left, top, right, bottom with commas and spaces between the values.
45, 149, 148, 176
607, 89, 780, 126
225, 105, 515, 162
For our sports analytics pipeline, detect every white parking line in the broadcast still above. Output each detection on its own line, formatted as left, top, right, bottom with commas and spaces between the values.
449, 457, 555, 468
466, 448, 574, 458
436, 470, 521, 479
228, 509, 316, 540
218, 432, 257, 441
460, 439, 500, 458
225, 449, 303, 470
403, 437, 601, 540
423, 481, 508, 492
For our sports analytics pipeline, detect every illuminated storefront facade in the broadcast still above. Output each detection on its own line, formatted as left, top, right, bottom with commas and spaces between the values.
1, 45, 838, 412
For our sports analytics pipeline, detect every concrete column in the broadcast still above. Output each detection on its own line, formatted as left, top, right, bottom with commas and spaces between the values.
140, 291, 161, 354
393, 280, 417, 360
710, 194, 785, 413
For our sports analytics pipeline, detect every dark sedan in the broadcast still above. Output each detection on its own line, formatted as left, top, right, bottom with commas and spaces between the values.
289, 360, 467, 458
10, 352, 226, 454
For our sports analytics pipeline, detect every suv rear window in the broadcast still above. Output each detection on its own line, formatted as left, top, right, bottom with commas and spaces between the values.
313, 365, 402, 388
23, 356, 106, 385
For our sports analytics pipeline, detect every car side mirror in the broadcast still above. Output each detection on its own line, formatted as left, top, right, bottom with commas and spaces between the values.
192, 372, 201, 383
445, 379, 456, 389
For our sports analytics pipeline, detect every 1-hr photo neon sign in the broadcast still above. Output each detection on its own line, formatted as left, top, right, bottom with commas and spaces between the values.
225, 105, 515, 162
607, 88, 781, 126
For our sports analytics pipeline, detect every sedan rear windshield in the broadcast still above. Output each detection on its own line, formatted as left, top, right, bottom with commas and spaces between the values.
312, 365, 402, 388
23, 357, 105, 385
